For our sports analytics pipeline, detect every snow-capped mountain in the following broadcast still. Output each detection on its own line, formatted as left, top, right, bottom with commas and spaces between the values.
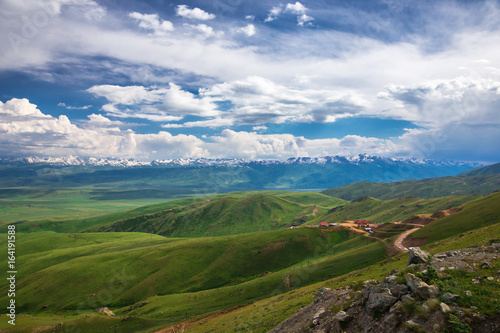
0, 154, 485, 168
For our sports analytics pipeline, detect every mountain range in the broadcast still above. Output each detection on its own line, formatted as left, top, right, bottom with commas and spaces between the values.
0, 154, 487, 191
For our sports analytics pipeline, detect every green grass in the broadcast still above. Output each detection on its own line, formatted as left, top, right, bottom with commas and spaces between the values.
0, 228, 378, 316
307, 195, 477, 225
7, 190, 345, 235
0, 187, 205, 224
410, 191, 500, 243
88, 193, 339, 237
321, 174, 500, 200
182, 221, 500, 333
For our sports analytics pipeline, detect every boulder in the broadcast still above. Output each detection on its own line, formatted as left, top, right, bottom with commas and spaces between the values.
366, 289, 398, 315
390, 284, 409, 299
334, 310, 353, 322
313, 288, 334, 303
97, 307, 115, 316
442, 292, 459, 304
440, 302, 451, 314
407, 247, 431, 266
406, 273, 440, 299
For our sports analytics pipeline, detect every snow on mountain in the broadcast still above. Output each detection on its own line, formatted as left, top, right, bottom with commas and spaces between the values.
0, 154, 485, 169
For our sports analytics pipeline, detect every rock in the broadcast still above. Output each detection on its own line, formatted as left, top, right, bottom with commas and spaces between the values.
440, 302, 451, 314
401, 294, 414, 302
473, 279, 481, 284
382, 275, 398, 287
405, 319, 420, 329
313, 288, 333, 303
313, 307, 329, 320
407, 247, 431, 266
384, 313, 397, 325
406, 273, 440, 299
363, 279, 379, 285
366, 289, 398, 315
97, 307, 115, 316
390, 284, 409, 299
442, 292, 459, 304
465, 290, 473, 296
334, 310, 353, 322
480, 262, 491, 269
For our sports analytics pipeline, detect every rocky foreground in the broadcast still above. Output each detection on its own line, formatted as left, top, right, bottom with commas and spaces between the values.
269, 245, 500, 333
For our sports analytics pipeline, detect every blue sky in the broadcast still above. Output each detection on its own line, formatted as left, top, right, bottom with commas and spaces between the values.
0, 0, 499, 162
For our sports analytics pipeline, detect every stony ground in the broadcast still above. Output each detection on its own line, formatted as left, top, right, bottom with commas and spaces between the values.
269, 244, 500, 333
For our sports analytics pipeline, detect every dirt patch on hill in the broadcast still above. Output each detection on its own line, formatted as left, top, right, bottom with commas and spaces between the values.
402, 236, 428, 248
402, 214, 433, 225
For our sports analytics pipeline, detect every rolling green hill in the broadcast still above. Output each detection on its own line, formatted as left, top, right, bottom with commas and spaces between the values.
409, 191, 500, 243
458, 161, 500, 176
321, 173, 500, 200
88, 193, 340, 237
0, 228, 382, 321
307, 195, 478, 225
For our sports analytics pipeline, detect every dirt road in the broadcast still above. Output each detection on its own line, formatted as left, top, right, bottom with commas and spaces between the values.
394, 227, 421, 252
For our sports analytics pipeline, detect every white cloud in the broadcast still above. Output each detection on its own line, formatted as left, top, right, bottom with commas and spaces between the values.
252, 125, 268, 131
200, 76, 366, 125
176, 5, 215, 21
58, 102, 92, 110
235, 24, 256, 37
297, 14, 314, 26
265, 5, 283, 22
285, 2, 308, 14
183, 23, 222, 38
87, 83, 219, 121
128, 12, 174, 35
163, 118, 234, 128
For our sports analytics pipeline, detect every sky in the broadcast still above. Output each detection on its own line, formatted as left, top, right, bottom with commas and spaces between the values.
0, 0, 499, 162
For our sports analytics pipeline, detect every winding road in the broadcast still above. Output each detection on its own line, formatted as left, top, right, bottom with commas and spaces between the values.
394, 227, 421, 252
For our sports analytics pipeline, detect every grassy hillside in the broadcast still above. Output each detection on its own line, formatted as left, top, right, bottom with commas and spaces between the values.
179, 220, 500, 333
7, 191, 345, 234
459, 161, 500, 176
87, 193, 341, 237
409, 191, 500, 243
0, 228, 383, 324
321, 173, 500, 200
307, 195, 477, 225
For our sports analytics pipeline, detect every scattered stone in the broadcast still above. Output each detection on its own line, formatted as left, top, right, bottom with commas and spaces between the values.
442, 292, 459, 304
471, 306, 478, 310
448, 266, 455, 270
405, 319, 420, 330
401, 294, 414, 302
406, 273, 440, 299
473, 279, 481, 284
334, 310, 353, 322
481, 262, 491, 269
408, 247, 431, 266
440, 302, 451, 314
97, 307, 115, 316
363, 279, 379, 285
384, 313, 397, 325
465, 290, 473, 297
487, 276, 494, 281
366, 289, 398, 315
313, 288, 333, 303
390, 284, 409, 299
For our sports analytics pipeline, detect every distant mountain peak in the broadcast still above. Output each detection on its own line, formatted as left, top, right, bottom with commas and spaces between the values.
0, 154, 485, 169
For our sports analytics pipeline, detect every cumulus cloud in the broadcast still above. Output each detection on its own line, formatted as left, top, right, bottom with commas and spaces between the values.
176, 5, 215, 20
265, 5, 283, 22
87, 83, 219, 121
128, 12, 174, 35
200, 76, 366, 125
285, 2, 307, 14
235, 24, 256, 37
297, 14, 314, 26
183, 23, 222, 38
